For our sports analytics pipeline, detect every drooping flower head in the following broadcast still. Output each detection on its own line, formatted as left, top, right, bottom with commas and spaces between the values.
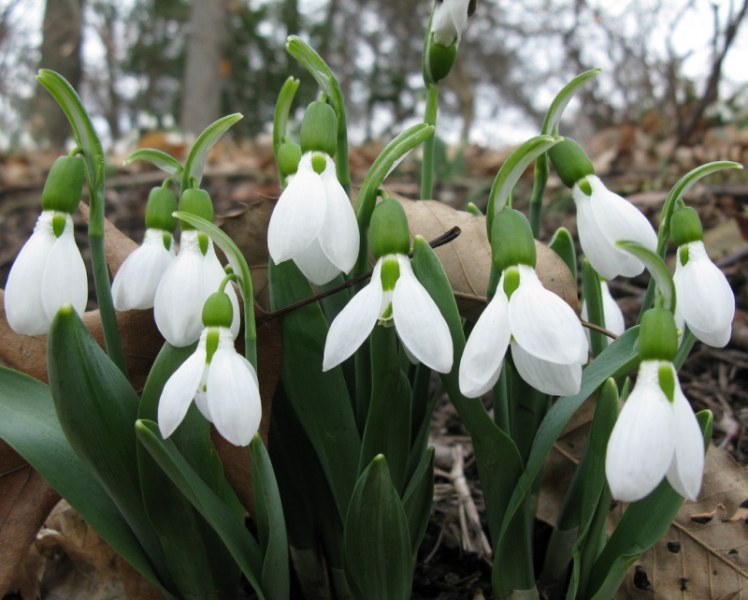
549, 138, 657, 280
158, 288, 261, 447
424, 0, 475, 83
323, 198, 453, 373
267, 101, 359, 285
154, 188, 239, 347
605, 308, 705, 502
460, 208, 588, 397
112, 185, 178, 311
671, 206, 734, 347
4, 156, 88, 335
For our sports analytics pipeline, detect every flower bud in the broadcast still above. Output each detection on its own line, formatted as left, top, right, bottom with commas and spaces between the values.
639, 307, 678, 361
670, 206, 703, 247
145, 187, 178, 232
178, 188, 214, 230
370, 198, 410, 258
490, 207, 537, 271
300, 101, 338, 157
41, 156, 84, 214
548, 138, 595, 189
202, 291, 234, 328
276, 141, 302, 180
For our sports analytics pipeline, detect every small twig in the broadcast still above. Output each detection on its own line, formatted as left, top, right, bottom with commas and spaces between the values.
580, 319, 618, 340
256, 226, 461, 324
449, 445, 492, 561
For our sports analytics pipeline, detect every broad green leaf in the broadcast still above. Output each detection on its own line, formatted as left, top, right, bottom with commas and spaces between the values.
137, 341, 241, 598
402, 447, 435, 555
359, 326, 412, 492
587, 411, 713, 599
124, 148, 183, 178
136, 419, 266, 599
47, 306, 167, 578
497, 327, 641, 548
181, 113, 243, 190
273, 76, 300, 155
269, 259, 361, 519
549, 226, 577, 280
541, 69, 602, 135
0, 367, 166, 592
486, 135, 561, 235
250, 435, 289, 600
353, 123, 434, 274
344, 455, 413, 600
617, 240, 675, 312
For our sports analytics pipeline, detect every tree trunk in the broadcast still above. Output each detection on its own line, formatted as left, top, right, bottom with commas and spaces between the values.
31, 0, 84, 148
180, 0, 228, 135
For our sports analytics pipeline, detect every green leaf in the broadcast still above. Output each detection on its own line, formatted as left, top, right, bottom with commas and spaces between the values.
47, 306, 167, 578
485, 135, 561, 235
173, 211, 257, 366
344, 455, 413, 600
359, 326, 412, 492
124, 148, 183, 178
136, 419, 267, 599
587, 410, 712, 599
549, 226, 577, 282
616, 240, 675, 312
0, 367, 165, 592
581, 258, 607, 357
541, 69, 602, 135
269, 259, 361, 519
250, 435, 290, 600
273, 76, 300, 155
181, 113, 243, 190
353, 123, 434, 274
497, 327, 641, 548
402, 447, 435, 555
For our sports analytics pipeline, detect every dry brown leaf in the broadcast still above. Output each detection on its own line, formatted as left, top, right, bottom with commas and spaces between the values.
0, 441, 60, 596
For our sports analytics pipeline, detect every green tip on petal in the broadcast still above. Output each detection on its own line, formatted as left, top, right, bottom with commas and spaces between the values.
178, 188, 214, 230
502, 266, 521, 299
300, 101, 338, 157
202, 291, 234, 329
548, 137, 595, 189
311, 152, 327, 175
671, 206, 704, 246
205, 328, 220, 364
379, 255, 400, 291
145, 186, 178, 232
198, 232, 210, 256
370, 198, 411, 258
491, 208, 536, 271
41, 156, 84, 214
639, 308, 678, 361
678, 245, 690, 267
658, 363, 676, 403
51, 213, 67, 238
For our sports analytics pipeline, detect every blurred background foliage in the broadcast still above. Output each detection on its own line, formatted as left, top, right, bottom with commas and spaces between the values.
0, 0, 746, 151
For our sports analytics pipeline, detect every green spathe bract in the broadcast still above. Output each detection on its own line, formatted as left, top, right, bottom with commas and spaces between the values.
548, 137, 595, 189
427, 39, 456, 82
41, 155, 85, 214
202, 291, 234, 328
300, 100, 338, 157
639, 308, 678, 361
145, 186, 178, 232
178, 188, 214, 230
370, 198, 411, 258
491, 208, 537, 271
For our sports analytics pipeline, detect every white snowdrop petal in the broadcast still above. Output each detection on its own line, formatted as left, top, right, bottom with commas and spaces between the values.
674, 241, 734, 347
667, 386, 704, 500
509, 266, 588, 365
112, 230, 174, 310
323, 262, 383, 371
154, 239, 206, 347
511, 342, 582, 396
4, 217, 57, 335
319, 167, 359, 275
294, 237, 341, 286
574, 191, 625, 281
267, 156, 326, 264
600, 280, 626, 336
158, 348, 206, 438
42, 225, 88, 321
459, 291, 511, 397
207, 349, 262, 447
392, 258, 453, 373
605, 362, 675, 502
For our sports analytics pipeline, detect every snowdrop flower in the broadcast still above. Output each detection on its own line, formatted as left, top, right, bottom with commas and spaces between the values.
606, 308, 704, 502
580, 278, 625, 346
158, 292, 261, 447
671, 206, 734, 347
460, 208, 588, 397
112, 186, 178, 311
268, 101, 359, 285
323, 253, 452, 373
154, 188, 239, 347
323, 198, 452, 373
4, 156, 87, 335
431, 0, 474, 45
549, 138, 657, 280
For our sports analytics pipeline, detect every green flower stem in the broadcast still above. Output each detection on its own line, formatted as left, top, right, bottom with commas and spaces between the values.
420, 83, 440, 200
528, 154, 549, 239
576, 485, 612, 600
